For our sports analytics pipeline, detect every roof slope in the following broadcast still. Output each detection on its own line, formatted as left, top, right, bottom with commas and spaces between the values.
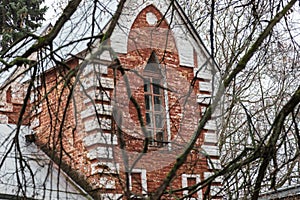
0, 124, 90, 200
2, 0, 216, 76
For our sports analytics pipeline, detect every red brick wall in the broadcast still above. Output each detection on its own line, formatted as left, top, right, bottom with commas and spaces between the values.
27, 4, 220, 200
106, 4, 216, 199
0, 85, 31, 125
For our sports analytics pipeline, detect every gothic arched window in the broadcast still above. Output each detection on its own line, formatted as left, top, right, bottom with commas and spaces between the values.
143, 52, 165, 147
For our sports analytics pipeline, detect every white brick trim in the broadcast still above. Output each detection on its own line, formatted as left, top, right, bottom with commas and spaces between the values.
83, 132, 117, 147
203, 172, 222, 183
11, 87, 25, 104
197, 94, 211, 105
83, 118, 111, 132
203, 120, 217, 131
208, 159, 221, 170
81, 76, 113, 91
100, 193, 122, 200
182, 174, 202, 199
194, 69, 212, 80
0, 104, 13, 112
129, 169, 148, 195
163, 69, 172, 150
0, 114, 8, 124
97, 50, 112, 62
201, 145, 220, 157
87, 146, 113, 160
204, 132, 218, 143
98, 77, 114, 89
30, 117, 40, 129
199, 81, 212, 92
99, 177, 116, 189
82, 63, 108, 76
210, 185, 222, 196
0, 92, 6, 106
81, 105, 112, 119
83, 90, 110, 104
200, 106, 207, 116
91, 162, 119, 175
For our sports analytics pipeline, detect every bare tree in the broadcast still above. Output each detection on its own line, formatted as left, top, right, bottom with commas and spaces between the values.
180, 0, 300, 199
0, 0, 299, 199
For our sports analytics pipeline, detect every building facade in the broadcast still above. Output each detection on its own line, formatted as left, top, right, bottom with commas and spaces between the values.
0, 0, 221, 199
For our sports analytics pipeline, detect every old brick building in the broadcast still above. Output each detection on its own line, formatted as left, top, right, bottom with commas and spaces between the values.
0, 0, 221, 199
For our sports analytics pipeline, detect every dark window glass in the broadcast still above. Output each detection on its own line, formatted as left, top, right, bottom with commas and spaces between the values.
155, 114, 163, 128
154, 96, 161, 111
156, 132, 163, 141
152, 79, 161, 94
147, 130, 154, 145
144, 78, 150, 92
147, 130, 153, 138
143, 52, 166, 147
145, 95, 152, 110
145, 63, 159, 72
146, 112, 152, 127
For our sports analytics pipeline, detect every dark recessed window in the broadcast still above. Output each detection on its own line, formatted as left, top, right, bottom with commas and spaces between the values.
143, 51, 166, 147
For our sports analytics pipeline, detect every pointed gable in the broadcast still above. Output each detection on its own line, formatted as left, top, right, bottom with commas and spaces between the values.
110, 0, 215, 71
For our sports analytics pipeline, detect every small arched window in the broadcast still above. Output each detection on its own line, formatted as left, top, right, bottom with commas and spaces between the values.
143, 52, 166, 147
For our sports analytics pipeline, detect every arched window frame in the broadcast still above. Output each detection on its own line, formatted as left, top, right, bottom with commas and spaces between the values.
143, 52, 166, 147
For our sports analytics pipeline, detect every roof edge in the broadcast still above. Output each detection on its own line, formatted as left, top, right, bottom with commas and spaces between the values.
36, 142, 96, 199
172, 0, 220, 72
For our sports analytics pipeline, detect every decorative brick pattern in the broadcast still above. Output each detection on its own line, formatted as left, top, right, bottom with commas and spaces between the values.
0, 104, 13, 112
83, 118, 111, 132
81, 76, 113, 90
90, 162, 119, 175
81, 105, 112, 119
83, 90, 110, 104
87, 146, 113, 160
83, 132, 117, 147
99, 177, 116, 189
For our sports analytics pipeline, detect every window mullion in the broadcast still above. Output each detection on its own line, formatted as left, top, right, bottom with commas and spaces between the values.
144, 68, 165, 146
151, 79, 156, 142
